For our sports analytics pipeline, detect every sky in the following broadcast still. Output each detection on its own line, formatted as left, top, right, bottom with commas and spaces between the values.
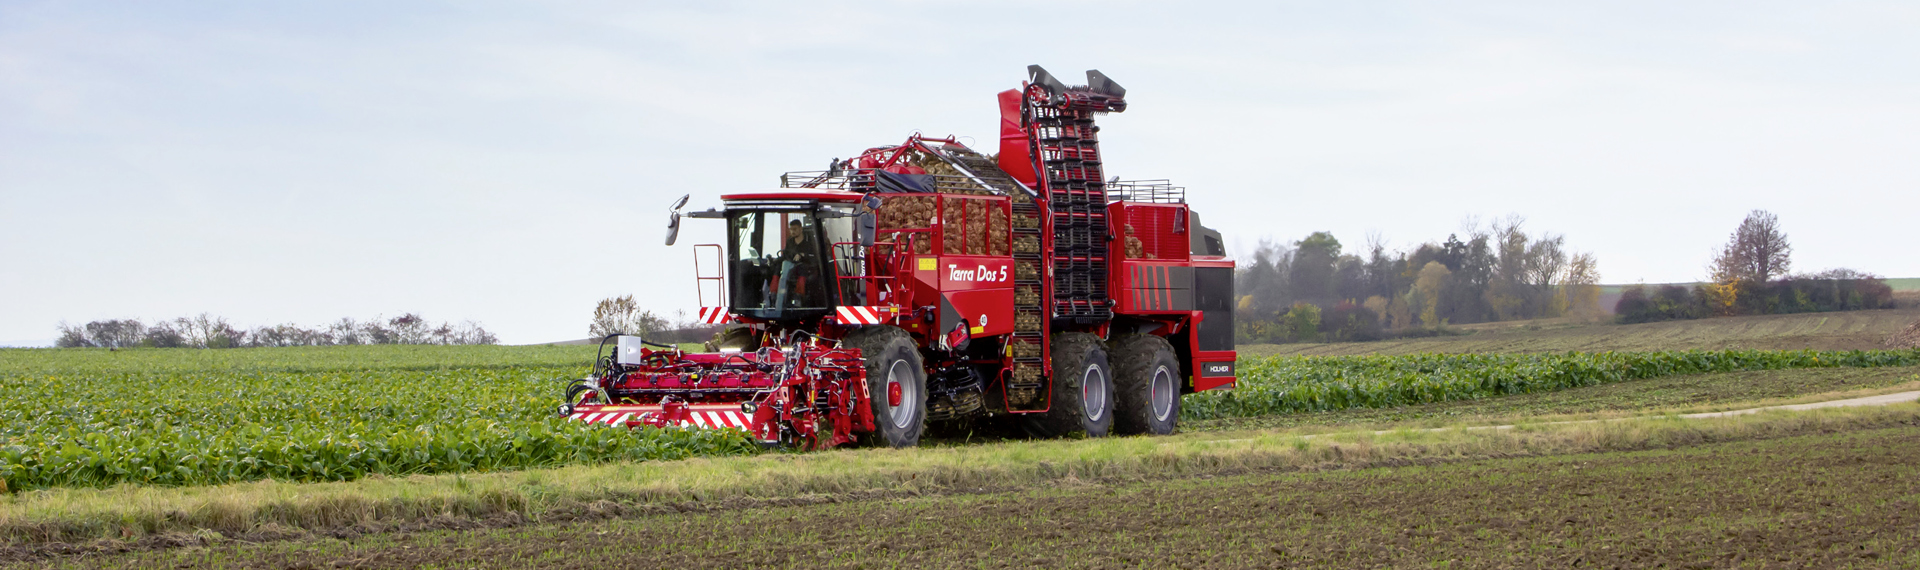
3, 1, 1917, 346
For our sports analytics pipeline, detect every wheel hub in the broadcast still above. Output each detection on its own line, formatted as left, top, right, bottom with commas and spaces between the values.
1082, 366, 1107, 422
884, 359, 916, 429
1150, 365, 1175, 422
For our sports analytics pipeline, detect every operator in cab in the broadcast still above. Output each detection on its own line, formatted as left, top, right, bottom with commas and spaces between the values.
772, 218, 819, 308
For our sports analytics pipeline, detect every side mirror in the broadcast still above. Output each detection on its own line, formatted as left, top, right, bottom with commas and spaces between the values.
665, 194, 690, 246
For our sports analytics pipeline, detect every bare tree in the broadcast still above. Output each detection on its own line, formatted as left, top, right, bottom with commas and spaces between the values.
174, 313, 244, 348
85, 319, 147, 348
590, 295, 667, 339
387, 313, 432, 345
54, 322, 91, 348
1560, 252, 1602, 320
1711, 209, 1792, 283
144, 321, 186, 347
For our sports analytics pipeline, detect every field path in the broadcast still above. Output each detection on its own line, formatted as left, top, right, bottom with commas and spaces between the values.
1419, 390, 1920, 436
1207, 389, 1920, 444
1677, 390, 1920, 418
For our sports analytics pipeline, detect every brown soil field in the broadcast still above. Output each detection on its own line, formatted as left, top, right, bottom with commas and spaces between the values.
1244, 307, 1920, 357
25, 416, 1920, 569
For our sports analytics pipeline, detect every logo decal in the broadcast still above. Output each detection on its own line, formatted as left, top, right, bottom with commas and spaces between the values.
1201, 362, 1236, 377
947, 264, 1009, 283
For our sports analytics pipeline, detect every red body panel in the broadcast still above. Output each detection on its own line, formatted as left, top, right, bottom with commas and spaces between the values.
996, 89, 1037, 186
1190, 349, 1238, 391
1107, 201, 1238, 393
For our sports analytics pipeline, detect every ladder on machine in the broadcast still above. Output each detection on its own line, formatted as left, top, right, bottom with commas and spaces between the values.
1013, 65, 1128, 411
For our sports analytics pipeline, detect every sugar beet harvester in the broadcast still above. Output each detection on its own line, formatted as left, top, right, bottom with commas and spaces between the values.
561, 66, 1237, 449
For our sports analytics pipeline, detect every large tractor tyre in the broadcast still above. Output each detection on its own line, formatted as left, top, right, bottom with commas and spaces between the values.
844, 325, 927, 448
1023, 332, 1115, 438
1109, 334, 1182, 436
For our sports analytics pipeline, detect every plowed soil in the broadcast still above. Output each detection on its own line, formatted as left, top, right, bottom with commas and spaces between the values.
41, 422, 1920, 569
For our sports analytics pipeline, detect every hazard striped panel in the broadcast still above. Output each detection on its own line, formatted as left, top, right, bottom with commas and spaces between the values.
567, 404, 755, 430
697, 307, 732, 324
833, 306, 895, 325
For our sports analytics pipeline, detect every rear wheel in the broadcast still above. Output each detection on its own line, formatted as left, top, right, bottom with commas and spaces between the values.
844, 325, 926, 448
1110, 334, 1181, 435
1023, 332, 1114, 438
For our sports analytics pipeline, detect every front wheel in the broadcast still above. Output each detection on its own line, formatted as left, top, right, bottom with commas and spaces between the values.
844, 325, 926, 448
1024, 332, 1114, 438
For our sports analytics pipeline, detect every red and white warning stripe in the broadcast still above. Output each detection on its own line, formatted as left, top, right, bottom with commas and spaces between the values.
834, 306, 894, 325
697, 306, 732, 324
680, 408, 753, 429
568, 404, 754, 429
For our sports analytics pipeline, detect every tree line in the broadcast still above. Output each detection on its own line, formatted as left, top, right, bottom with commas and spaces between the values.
55, 313, 498, 349
1615, 210, 1894, 323
1236, 216, 1602, 343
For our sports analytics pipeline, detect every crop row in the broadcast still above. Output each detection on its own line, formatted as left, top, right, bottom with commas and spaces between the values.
1183, 349, 1920, 420
0, 346, 756, 491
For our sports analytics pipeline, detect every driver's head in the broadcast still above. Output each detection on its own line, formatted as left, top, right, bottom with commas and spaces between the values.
788, 220, 804, 241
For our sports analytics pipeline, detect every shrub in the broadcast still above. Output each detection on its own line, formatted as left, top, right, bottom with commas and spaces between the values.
1282, 302, 1322, 342
1615, 284, 1705, 324
1321, 301, 1383, 342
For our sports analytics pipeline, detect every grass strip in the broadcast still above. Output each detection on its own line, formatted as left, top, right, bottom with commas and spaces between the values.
1189, 348, 1920, 419
1188, 364, 1920, 432
1, 400, 1914, 548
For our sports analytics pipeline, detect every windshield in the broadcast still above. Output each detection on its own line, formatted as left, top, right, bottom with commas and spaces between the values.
727, 205, 857, 316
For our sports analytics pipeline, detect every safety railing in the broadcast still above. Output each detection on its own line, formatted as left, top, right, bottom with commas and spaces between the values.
1109, 180, 1185, 204
831, 230, 930, 310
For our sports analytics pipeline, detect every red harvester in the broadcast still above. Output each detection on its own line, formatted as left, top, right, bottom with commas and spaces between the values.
561, 66, 1236, 448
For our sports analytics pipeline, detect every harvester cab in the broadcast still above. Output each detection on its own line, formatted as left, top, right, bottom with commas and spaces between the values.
718, 191, 867, 323
564, 65, 1239, 450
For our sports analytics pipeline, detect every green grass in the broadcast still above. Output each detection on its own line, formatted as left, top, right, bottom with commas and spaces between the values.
1190, 363, 1920, 432
28, 408, 1920, 569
